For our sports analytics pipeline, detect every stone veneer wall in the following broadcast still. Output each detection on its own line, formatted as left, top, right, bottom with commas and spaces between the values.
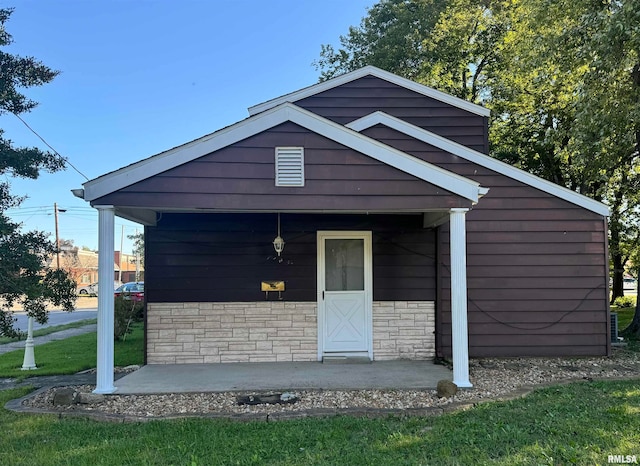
372, 301, 436, 360
147, 301, 435, 364
146, 302, 318, 364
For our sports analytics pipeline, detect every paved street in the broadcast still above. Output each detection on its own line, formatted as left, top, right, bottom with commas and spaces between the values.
13, 309, 97, 332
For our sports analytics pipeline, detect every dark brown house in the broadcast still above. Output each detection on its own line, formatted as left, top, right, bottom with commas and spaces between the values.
79, 67, 610, 394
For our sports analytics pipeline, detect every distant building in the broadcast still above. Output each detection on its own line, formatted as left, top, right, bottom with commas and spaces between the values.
115, 251, 144, 283
49, 244, 143, 288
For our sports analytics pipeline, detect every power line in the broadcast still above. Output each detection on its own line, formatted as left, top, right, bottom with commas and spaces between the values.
10, 112, 90, 181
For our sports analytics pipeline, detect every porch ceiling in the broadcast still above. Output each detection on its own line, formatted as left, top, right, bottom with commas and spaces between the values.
114, 207, 456, 227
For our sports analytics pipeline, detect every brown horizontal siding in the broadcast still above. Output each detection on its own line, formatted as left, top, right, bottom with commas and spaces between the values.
295, 76, 487, 152
145, 213, 437, 303
363, 125, 608, 357
94, 122, 471, 211
438, 215, 608, 357
468, 346, 607, 357
441, 309, 607, 323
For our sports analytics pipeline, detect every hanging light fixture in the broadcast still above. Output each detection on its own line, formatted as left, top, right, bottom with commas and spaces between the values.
273, 212, 285, 256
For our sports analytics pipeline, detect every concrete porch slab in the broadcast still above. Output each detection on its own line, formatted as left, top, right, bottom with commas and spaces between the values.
114, 361, 452, 394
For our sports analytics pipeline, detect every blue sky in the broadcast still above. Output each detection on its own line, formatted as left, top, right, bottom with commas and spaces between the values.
2, 0, 373, 252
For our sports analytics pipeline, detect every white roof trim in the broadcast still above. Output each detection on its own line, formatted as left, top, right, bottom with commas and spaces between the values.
84, 103, 485, 203
248, 65, 490, 118
347, 111, 610, 217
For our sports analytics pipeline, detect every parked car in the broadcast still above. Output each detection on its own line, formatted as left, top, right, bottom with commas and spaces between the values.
114, 281, 144, 302
623, 277, 637, 291
77, 281, 122, 296
77, 283, 98, 296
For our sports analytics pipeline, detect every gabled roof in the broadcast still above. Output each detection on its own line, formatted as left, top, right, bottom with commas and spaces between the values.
247, 66, 491, 118
83, 103, 487, 204
346, 111, 610, 217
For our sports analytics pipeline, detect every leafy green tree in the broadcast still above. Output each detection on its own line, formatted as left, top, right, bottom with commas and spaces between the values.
0, 8, 76, 337
576, 0, 640, 326
314, 0, 448, 81
317, 0, 640, 307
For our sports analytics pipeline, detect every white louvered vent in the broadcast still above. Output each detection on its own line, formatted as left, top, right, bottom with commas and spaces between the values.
275, 147, 304, 187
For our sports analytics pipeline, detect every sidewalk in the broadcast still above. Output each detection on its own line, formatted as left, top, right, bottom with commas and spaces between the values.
0, 324, 97, 355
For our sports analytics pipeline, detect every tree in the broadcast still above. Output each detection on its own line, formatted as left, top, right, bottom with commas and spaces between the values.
577, 0, 640, 330
127, 231, 144, 269
56, 238, 98, 288
315, 0, 510, 101
314, 0, 449, 81
316, 0, 640, 307
0, 8, 76, 338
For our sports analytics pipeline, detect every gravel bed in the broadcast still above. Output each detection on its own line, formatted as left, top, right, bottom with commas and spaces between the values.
22, 347, 640, 419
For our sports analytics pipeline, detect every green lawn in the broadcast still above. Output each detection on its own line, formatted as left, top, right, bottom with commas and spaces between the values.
0, 323, 143, 377
1, 378, 638, 465
0, 316, 638, 464
612, 305, 637, 332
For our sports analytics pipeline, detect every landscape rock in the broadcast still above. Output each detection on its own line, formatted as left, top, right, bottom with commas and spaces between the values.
52, 388, 78, 406
436, 380, 458, 398
78, 392, 105, 404
18, 348, 640, 419
237, 392, 299, 405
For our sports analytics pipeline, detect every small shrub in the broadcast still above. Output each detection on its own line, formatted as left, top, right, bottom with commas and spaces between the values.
614, 295, 637, 308
114, 296, 144, 340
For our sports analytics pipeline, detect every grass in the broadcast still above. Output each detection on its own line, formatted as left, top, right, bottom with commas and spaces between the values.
612, 305, 636, 332
0, 319, 98, 344
0, 323, 144, 377
0, 378, 639, 465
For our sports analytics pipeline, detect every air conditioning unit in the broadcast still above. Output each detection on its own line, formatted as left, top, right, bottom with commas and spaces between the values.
610, 312, 619, 343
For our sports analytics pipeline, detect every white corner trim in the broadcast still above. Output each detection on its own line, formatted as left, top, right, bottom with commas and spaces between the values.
84, 103, 484, 203
247, 66, 490, 118
347, 111, 610, 217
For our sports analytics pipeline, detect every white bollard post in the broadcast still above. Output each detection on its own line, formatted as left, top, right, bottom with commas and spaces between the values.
21, 316, 37, 370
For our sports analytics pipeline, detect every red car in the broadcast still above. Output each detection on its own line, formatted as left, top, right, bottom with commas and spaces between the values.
114, 282, 144, 302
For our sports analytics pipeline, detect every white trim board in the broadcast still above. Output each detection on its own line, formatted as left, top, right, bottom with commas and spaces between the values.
346, 111, 610, 217
247, 66, 490, 118
83, 103, 485, 203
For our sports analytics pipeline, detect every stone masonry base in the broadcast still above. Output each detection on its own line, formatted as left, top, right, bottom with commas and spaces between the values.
147, 301, 435, 364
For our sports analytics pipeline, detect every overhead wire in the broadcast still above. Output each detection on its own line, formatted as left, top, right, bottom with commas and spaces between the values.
10, 111, 89, 181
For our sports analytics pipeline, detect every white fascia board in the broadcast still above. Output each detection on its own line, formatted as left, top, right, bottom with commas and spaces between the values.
84, 107, 298, 201
248, 65, 490, 118
347, 112, 610, 217
84, 103, 483, 203
287, 105, 483, 202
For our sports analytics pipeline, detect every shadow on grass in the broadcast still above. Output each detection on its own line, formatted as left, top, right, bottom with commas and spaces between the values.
0, 323, 143, 378
1, 378, 639, 465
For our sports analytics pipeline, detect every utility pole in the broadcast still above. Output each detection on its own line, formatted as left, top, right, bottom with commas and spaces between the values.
53, 203, 67, 268
136, 228, 140, 281
118, 224, 124, 283
54, 202, 61, 269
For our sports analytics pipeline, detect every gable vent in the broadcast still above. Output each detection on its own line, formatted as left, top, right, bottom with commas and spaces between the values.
275, 147, 304, 187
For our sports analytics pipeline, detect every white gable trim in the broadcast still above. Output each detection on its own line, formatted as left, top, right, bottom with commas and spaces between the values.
83, 103, 485, 203
347, 111, 610, 217
248, 66, 490, 118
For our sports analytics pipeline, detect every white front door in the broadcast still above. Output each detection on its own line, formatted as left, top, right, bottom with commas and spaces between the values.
317, 231, 372, 360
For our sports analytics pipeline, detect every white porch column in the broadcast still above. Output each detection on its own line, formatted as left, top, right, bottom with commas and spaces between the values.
450, 208, 472, 388
94, 205, 116, 394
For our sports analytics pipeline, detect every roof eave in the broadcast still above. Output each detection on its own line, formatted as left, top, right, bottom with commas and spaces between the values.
247, 66, 490, 118
347, 111, 610, 217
